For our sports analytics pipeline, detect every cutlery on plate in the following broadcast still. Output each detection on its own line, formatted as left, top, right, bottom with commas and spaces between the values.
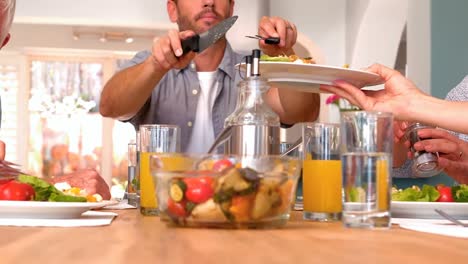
245, 35, 280, 45
434, 209, 468, 227
0, 160, 27, 178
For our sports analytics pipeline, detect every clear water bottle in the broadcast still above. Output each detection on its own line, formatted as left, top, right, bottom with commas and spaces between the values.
127, 140, 140, 207
224, 49, 281, 156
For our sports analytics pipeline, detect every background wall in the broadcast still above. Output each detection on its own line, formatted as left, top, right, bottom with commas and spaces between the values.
14, 0, 343, 63
348, 0, 407, 70
15, 0, 172, 29
345, 0, 369, 64
431, 0, 468, 99
407, 0, 431, 94
270, 0, 346, 66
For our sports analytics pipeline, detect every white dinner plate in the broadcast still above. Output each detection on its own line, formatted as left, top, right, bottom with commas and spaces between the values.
0, 200, 118, 219
391, 201, 468, 219
237, 62, 384, 93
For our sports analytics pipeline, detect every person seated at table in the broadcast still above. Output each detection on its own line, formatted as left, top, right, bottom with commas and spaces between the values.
321, 64, 468, 184
391, 123, 468, 186
392, 75, 468, 186
99, 0, 321, 154
0, 139, 111, 199
0, 0, 111, 199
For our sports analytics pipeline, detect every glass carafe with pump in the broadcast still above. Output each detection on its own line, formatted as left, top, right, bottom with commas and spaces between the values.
224, 50, 281, 156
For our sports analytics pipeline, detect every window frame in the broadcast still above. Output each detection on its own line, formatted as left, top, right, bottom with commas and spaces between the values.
16, 48, 133, 185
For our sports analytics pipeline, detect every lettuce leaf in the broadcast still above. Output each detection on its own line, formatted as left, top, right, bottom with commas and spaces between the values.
391, 184, 439, 202
18, 174, 61, 201
260, 54, 290, 62
452, 184, 468, 202
17, 174, 86, 202
48, 193, 87, 202
349, 187, 366, 202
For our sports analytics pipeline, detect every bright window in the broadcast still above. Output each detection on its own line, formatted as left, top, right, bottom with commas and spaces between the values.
0, 52, 136, 193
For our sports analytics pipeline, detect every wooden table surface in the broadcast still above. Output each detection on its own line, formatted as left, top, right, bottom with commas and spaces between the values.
1, 209, 467, 264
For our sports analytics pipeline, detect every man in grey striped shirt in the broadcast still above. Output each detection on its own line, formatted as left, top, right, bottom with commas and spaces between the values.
100, 0, 321, 153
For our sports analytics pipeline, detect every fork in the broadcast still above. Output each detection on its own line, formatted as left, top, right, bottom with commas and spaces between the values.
245, 35, 280, 45
0, 160, 24, 178
434, 209, 468, 227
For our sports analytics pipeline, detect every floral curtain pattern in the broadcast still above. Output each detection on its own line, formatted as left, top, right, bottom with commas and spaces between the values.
28, 60, 104, 179
29, 61, 101, 118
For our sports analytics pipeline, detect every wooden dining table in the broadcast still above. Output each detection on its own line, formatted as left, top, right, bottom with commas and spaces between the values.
1, 209, 467, 264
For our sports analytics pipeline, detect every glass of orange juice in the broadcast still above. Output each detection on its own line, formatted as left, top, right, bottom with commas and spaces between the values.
139, 124, 180, 216
302, 122, 341, 221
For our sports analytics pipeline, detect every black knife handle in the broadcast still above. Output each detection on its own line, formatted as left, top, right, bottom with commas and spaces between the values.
264, 37, 280, 45
181, 35, 200, 54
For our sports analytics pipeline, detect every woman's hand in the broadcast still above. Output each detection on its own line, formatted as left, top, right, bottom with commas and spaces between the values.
393, 121, 410, 168
320, 64, 428, 121
412, 128, 468, 183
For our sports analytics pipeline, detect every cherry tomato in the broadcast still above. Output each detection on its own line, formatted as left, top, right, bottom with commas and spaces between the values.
436, 185, 454, 202
167, 198, 187, 217
0, 180, 35, 201
212, 159, 233, 172
198, 176, 214, 187
183, 177, 214, 204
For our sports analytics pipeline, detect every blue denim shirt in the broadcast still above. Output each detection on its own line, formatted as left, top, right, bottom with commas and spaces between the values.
121, 43, 244, 152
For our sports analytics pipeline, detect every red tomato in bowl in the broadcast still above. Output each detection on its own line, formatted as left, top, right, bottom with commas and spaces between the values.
436, 185, 454, 202
183, 177, 214, 204
197, 176, 214, 187
0, 180, 35, 201
167, 198, 187, 217
212, 159, 233, 172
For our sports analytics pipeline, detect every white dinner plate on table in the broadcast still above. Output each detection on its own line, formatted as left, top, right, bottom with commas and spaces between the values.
0, 200, 118, 219
237, 62, 384, 93
391, 201, 468, 219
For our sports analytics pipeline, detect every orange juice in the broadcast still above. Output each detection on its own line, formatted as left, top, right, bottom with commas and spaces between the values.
303, 160, 342, 213
140, 152, 158, 210
140, 153, 191, 214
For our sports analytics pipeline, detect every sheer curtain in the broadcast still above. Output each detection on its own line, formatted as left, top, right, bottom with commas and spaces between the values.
28, 60, 103, 180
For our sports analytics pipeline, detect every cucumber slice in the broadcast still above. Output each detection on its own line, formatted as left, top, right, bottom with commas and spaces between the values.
170, 180, 186, 202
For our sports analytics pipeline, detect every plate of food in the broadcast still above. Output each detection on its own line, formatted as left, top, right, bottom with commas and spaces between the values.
391, 184, 468, 219
0, 200, 117, 219
237, 55, 384, 93
0, 174, 118, 219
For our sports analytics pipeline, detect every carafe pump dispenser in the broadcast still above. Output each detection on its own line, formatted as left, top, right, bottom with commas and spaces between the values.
223, 49, 281, 156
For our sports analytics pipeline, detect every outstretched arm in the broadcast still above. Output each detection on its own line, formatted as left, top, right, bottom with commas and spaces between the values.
321, 64, 468, 134
259, 16, 320, 123
99, 30, 196, 120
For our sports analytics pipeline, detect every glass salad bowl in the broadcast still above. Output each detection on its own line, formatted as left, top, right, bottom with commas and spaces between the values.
150, 153, 301, 229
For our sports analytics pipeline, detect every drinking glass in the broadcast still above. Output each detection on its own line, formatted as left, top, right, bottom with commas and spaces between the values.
340, 111, 393, 228
302, 123, 341, 221
126, 141, 139, 207
280, 142, 302, 210
139, 124, 180, 216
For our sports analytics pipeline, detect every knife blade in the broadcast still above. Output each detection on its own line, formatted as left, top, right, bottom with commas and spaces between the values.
181, 15, 238, 54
